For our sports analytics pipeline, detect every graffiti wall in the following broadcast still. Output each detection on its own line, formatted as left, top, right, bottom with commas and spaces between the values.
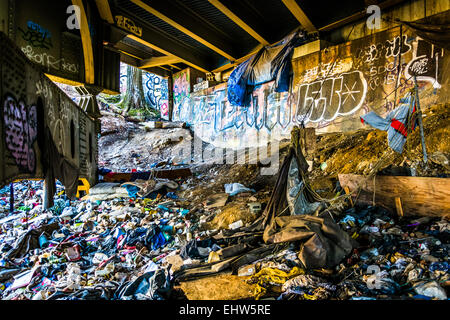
292, 25, 446, 132
14, 0, 83, 83
173, 25, 448, 149
0, 32, 98, 187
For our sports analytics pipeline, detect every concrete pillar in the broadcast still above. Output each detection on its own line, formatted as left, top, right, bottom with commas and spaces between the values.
43, 177, 54, 210
168, 73, 174, 122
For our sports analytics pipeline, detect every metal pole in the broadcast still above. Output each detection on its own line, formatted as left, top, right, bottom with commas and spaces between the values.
43, 177, 54, 209
413, 76, 428, 164
9, 183, 14, 213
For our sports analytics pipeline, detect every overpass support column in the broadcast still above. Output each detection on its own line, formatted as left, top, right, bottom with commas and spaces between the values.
168, 73, 174, 121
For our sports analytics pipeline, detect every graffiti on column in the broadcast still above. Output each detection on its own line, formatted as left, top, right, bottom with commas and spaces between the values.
3, 94, 38, 173
18, 21, 53, 49
119, 62, 128, 94
173, 70, 190, 110
143, 73, 169, 119
18, 20, 79, 74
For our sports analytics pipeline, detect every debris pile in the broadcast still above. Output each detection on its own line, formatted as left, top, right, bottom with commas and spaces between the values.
0, 164, 448, 300
0, 102, 448, 301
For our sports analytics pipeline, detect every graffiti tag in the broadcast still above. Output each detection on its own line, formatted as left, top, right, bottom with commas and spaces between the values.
296, 71, 368, 123
115, 16, 142, 37
21, 45, 79, 74
354, 35, 411, 68
174, 70, 190, 105
405, 38, 444, 89
18, 21, 53, 49
144, 73, 168, 113
3, 95, 38, 172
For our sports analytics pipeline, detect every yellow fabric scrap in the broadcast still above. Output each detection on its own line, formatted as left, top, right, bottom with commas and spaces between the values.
250, 267, 305, 300
390, 252, 406, 263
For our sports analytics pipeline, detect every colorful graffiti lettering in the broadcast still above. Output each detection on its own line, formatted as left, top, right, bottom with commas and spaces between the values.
160, 102, 169, 118
143, 73, 169, 118
18, 21, 53, 49
173, 28, 446, 149
174, 70, 190, 107
3, 94, 38, 172
175, 82, 294, 133
174, 72, 367, 134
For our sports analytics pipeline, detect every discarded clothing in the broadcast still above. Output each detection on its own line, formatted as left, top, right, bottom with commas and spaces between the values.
264, 215, 353, 269
248, 266, 304, 300
42, 127, 79, 200
5, 222, 59, 259
122, 179, 178, 198
282, 274, 336, 293
123, 185, 140, 198
116, 269, 171, 300
361, 95, 418, 153
180, 239, 217, 260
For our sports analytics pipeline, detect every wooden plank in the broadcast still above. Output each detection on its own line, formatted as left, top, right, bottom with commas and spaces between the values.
154, 168, 192, 179
338, 174, 450, 217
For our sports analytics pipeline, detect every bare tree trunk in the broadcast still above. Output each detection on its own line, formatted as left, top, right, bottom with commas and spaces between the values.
97, 64, 160, 119
122, 64, 147, 115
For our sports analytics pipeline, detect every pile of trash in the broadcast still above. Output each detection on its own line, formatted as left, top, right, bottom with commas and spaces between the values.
273, 206, 449, 300
0, 170, 268, 300
0, 178, 194, 300
0, 171, 448, 300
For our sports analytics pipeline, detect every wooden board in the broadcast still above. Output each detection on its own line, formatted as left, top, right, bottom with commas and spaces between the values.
204, 193, 229, 208
154, 168, 192, 179
338, 174, 450, 217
